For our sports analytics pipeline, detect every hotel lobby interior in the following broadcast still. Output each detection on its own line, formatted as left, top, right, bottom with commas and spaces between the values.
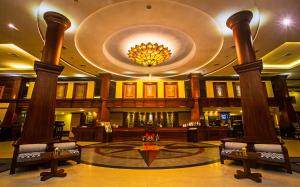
1, 0, 300, 186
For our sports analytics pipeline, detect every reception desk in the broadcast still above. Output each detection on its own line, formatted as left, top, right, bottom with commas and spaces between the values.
111, 127, 188, 142
72, 126, 105, 141
72, 126, 229, 142
197, 126, 230, 141
112, 128, 144, 142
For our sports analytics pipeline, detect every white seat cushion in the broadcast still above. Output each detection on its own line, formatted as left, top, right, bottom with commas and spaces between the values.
66, 149, 80, 156
17, 152, 43, 162
257, 152, 285, 163
224, 142, 246, 150
19, 144, 47, 154
54, 142, 76, 150
254, 144, 282, 153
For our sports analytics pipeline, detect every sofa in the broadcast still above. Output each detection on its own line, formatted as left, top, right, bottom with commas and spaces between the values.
219, 139, 292, 173
219, 141, 247, 164
10, 140, 81, 175
10, 143, 48, 174
253, 143, 292, 173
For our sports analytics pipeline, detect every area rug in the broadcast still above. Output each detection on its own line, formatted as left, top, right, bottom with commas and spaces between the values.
0, 158, 11, 173
80, 141, 219, 169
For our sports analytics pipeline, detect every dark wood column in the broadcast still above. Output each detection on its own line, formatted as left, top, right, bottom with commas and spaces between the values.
98, 73, 111, 122
20, 12, 70, 143
190, 74, 201, 122
227, 10, 278, 142
2, 77, 22, 127
272, 75, 297, 132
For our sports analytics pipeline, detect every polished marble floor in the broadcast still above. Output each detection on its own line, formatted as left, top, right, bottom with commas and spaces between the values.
0, 140, 300, 187
1, 160, 300, 187
81, 141, 219, 169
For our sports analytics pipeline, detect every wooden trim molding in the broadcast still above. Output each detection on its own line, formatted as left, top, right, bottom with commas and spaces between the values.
73, 83, 87, 99
213, 82, 228, 98
143, 82, 158, 98
164, 82, 178, 98
122, 82, 137, 99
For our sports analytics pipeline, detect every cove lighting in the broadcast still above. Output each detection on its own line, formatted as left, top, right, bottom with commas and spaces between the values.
10, 64, 33, 69
74, 74, 88, 77
263, 59, 300, 69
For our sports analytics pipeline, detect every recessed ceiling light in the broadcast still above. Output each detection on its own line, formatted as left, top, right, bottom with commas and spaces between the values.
282, 17, 292, 26
8, 23, 19, 31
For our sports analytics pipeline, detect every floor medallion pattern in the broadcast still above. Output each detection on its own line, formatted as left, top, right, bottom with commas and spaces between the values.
81, 141, 219, 169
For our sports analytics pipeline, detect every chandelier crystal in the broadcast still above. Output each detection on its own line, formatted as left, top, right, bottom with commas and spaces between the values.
128, 42, 171, 67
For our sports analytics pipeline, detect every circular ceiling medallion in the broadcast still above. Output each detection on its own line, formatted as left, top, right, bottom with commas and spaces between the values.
103, 25, 195, 69
74, 0, 224, 77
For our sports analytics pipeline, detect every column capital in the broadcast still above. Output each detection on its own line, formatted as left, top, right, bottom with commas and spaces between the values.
226, 10, 253, 29
98, 73, 112, 80
44, 11, 71, 30
34, 61, 64, 75
188, 73, 202, 79
233, 60, 262, 74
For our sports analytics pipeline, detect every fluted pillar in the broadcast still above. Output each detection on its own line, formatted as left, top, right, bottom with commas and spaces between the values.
227, 10, 278, 142
190, 74, 201, 122
98, 73, 111, 122
20, 12, 70, 143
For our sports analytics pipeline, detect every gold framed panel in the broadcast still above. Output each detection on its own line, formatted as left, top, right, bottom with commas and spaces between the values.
164, 82, 178, 98
143, 82, 157, 98
213, 82, 228, 98
56, 83, 68, 99
233, 82, 241, 98
73, 83, 87, 99
122, 82, 137, 99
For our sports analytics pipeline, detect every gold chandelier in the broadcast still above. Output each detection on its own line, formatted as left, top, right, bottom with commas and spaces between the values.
128, 42, 171, 67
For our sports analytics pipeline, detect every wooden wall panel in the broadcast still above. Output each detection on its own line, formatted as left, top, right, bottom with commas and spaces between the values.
56, 83, 68, 99
164, 82, 178, 98
143, 82, 157, 98
73, 83, 87, 99
213, 82, 228, 98
123, 82, 137, 99
232, 82, 241, 98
